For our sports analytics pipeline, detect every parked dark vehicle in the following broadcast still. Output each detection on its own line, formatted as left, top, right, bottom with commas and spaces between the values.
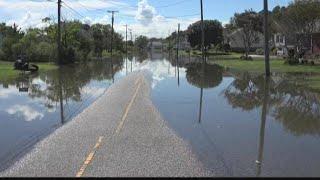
14, 56, 39, 72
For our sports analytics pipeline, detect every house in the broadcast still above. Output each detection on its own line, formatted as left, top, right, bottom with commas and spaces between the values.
176, 35, 191, 50
226, 28, 264, 52
148, 39, 163, 51
274, 33, 320, 56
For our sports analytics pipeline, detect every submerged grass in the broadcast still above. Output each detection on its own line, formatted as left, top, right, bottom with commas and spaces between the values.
208, 54, 320, 91
0, 61, 58, 83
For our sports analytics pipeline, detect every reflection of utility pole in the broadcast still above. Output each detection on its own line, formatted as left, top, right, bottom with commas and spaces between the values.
176, 23, 180, 86
256, 77, 270, 177
58, 73, 65, 124
198, 87, 203, 123
264, 0, 270, 77
111, 60, 114, 83
131, 57, 133, 72
200, 0, 205, 64
124, 25, 128, 75
198, 59, 206, 123
108, 10, 118, 57
57, 0, 62, 64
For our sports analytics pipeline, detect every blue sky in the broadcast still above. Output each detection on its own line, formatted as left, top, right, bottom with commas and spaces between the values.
0, 0, 292, 38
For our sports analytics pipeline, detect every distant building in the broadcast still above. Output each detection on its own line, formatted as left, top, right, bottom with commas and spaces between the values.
148, 40, 163, 51
226, 28, 264, 52
179, 36, 191, 50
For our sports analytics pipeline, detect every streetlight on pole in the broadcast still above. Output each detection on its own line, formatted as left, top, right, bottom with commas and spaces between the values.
264, 0, 271, 77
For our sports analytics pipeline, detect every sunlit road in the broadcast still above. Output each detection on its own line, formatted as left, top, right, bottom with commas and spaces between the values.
1, 72, 211, 177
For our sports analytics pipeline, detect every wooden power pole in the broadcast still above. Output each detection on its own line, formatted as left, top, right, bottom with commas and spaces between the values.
58, 0, 62, 64
108, 10, 118, 56
125, 24, 128, 54
200, 0, 205, 63
264, 0, 271, 76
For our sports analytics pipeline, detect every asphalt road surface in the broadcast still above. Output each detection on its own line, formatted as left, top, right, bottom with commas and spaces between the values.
1, 72, 212, 177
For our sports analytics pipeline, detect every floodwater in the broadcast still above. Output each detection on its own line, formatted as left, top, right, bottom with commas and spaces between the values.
1, 53, 320, 177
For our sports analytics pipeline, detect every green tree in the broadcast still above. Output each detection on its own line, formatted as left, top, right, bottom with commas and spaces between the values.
230, 9, 263, 59
135, 35, 148, 51
186, 20, 223, 50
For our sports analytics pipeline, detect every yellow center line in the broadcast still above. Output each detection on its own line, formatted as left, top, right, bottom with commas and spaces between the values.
76, 136, 104, 177
115, 78, 142, 134
75, 76, 142, 177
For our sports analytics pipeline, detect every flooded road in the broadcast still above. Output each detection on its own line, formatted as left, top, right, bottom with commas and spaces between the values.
1, 53, 320, 176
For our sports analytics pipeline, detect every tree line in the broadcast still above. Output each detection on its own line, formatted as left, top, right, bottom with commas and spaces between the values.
0, 19, 151, 64
165, 0, 320, 62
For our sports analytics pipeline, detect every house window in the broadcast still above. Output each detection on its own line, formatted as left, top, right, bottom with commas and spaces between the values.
276, 35, 280, 43
279, 36, 283, 43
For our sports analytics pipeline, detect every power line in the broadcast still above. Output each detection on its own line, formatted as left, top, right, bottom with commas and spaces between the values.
164, 13, 200, 19
154, 0, 192, 9
62, 1, 86, 19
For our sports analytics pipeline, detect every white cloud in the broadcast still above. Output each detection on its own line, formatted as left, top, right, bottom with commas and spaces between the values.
0, 0, 199, 38
6, 105, 44, 122
135, 0, 156, 26
82, 86, 106, 97
0, 86, 18, 99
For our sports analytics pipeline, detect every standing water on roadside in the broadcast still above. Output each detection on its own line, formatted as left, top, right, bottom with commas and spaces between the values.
1, 54, 320, 177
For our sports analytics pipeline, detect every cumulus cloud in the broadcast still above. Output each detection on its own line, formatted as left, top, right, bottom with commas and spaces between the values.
135, 0, 156, 26
6, 105, 44, 122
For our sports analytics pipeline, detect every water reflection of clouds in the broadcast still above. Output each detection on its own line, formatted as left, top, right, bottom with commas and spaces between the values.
0, 86, 18, 99
31, 77, 48, 91
120, 59, 185, 88
81, 86, 106, 98
6, 105, 44, 122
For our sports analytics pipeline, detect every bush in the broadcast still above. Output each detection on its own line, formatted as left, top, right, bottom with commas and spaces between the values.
286, 48, 299, 65
240, 55, 253, 61
35, 42, 55, 62
102, 50, 110, 57
271, 47, 277, 55
0, 49, 4, 60
255, 48, 264, 55
223, 43, 231, 52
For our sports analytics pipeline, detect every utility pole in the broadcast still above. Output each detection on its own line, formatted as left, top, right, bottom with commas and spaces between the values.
129, 29, 132, 49
125, 24, 128, 54
58, 0, 62, 64
176, 24, 180, 60
264, 0, 271, 77
200, 0, 205, 63
108, 10, 118, 56
129, 29, 132, 41
176, 23, 180, 86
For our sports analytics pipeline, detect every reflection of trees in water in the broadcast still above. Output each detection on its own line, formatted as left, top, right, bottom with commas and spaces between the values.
273, 81, 320, 136
224, 72, 320, 136
224, 73, 269, 111
186, 62, 223, 89
135, 52, 148, 63
185, 62, 224, 123
3, 60, 123, 109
